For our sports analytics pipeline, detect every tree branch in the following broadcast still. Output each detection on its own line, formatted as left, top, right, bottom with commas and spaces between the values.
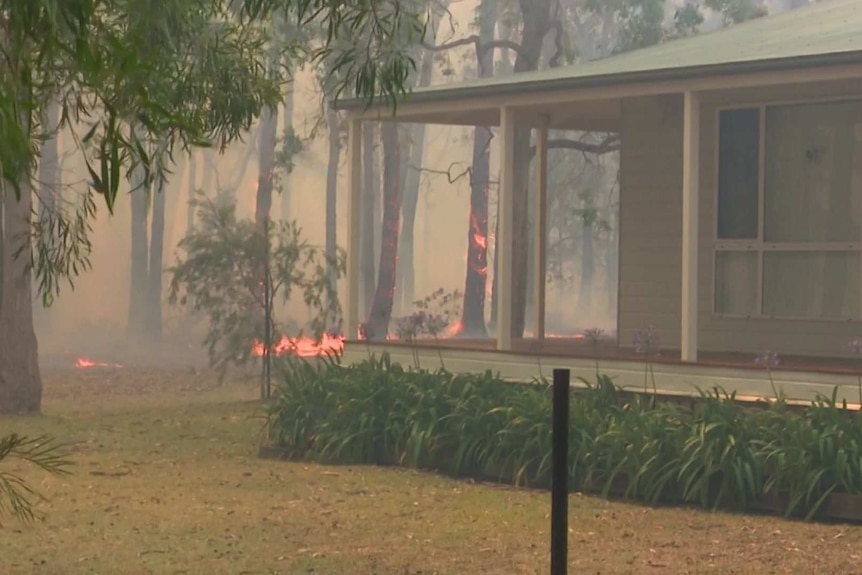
530, 135, 620, 159
548, 19, 566, 68
422, 36, 524, 59
413, 162, 472, 185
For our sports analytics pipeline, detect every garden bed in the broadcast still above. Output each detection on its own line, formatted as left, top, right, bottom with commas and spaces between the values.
263, 353, 862, 523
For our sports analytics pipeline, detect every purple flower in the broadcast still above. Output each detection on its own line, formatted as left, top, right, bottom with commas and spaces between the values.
394, 313, 424, 340
754, 350, 780, 368
424, 314, 449, 336
848, 339, 862, 354
633, 325, 660, 356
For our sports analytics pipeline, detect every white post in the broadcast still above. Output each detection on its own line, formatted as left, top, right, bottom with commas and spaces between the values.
497, 106, 516, 351
534, 121, 549, 342
345, 116, 363, 340
681, 91, 700, 362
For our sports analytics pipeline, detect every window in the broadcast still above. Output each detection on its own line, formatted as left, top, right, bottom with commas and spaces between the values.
714, 100, 862, 320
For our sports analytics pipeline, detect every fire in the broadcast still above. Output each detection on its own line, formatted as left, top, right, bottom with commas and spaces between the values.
75, 358, 122, 368
446, 320, 464, 337
252, 333, 345, 358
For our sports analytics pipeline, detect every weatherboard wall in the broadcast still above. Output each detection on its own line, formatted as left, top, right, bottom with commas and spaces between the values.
618, 79, 862, 358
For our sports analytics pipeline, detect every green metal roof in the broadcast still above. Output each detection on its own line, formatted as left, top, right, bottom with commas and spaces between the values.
334, 0, 862, 111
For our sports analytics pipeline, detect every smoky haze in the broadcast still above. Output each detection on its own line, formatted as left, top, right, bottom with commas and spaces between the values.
48, 0, 809, 367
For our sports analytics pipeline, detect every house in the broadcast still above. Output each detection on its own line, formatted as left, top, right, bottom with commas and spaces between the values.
331, 0, 862, 403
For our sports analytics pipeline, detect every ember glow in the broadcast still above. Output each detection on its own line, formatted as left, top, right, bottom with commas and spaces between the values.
252, 333, 344, 357
75, 358, 123, 368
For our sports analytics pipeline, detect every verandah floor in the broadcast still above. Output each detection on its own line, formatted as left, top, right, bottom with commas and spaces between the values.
355, 336, 862, 377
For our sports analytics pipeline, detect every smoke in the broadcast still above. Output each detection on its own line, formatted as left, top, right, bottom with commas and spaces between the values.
34, 2, 620, 367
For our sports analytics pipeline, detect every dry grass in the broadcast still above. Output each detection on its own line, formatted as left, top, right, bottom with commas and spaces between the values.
1, 365, 862, 574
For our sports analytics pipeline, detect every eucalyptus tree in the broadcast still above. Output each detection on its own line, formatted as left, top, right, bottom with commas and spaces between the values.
0, 0, 422, 414
361, 0, 440, 339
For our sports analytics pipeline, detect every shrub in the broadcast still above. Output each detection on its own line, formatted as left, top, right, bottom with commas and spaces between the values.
168, 192, 343, 378
265, 354, 862, 520
0, 434, 71, 524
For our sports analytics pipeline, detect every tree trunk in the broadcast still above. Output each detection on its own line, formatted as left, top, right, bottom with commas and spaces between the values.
372, 138, 382, 280
255, 102, 278, 227
35, 97, 60, 328
187, 151, 197, 232
128, 146, 150, 337
365, 122, 401, 340
0, 180, 42, 414
606, 202, 619, 316
360, 123, 379, 313
393, 124, 419, 315
281, 83, 295, 221
324, 107, 341, 290
508, 0, 553, 339
202, 149, 213, 196
397, 126, 421, 314
579, 218, 595, 314
780, 0, 808, 9
489, 0, 517, 331
145, 173, 167, 341
38, 97, 60, 223
255, 43, 281, 224
399, 6, 447, 314
459, 0, 498, 337
0, 202, 4, 303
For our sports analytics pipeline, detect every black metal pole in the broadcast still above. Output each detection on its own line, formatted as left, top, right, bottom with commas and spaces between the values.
551, 368, 570, 575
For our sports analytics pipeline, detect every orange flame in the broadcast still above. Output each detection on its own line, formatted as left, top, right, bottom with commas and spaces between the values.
75, 358, 123, 368
252, 333, 345, 358
446, 320, 464, 337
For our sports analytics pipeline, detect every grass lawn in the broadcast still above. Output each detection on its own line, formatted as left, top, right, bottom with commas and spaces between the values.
1, 366, 861, 574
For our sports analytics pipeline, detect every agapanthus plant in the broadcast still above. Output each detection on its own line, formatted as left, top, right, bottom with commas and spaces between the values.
633, 325, 661, 396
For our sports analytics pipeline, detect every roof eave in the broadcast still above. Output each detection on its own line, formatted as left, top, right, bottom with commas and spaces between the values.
331, 50, 862, 115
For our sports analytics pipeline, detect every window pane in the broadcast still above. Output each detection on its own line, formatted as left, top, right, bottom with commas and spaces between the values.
715, 251, 758, 315
718, 108, 760, 239
763, 251, 860, 318
764, 101, 862, 242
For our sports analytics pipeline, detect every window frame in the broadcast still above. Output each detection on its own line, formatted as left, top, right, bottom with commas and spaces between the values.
712, 96, 862, 322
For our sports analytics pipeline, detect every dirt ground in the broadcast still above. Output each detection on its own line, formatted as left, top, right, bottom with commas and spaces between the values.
1, 362, 861, 574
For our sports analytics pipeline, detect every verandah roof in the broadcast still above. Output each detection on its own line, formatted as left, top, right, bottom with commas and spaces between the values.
333, 0, 862, 126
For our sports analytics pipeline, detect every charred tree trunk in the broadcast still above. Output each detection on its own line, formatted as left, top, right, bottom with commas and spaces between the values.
365, 123, 401, 340
324, 107, 341, 291
128, 144, 150, 337
0, 180, 42, 414
459, 0, 498, 336
360, 123, 379, 313
146, 173, 167, 341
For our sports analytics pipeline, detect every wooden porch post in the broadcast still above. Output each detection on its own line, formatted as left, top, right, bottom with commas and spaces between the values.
681, 91, 700, 362
345, 116, 362, 340
497, 106, 516, 351
534, 121, 549, 342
